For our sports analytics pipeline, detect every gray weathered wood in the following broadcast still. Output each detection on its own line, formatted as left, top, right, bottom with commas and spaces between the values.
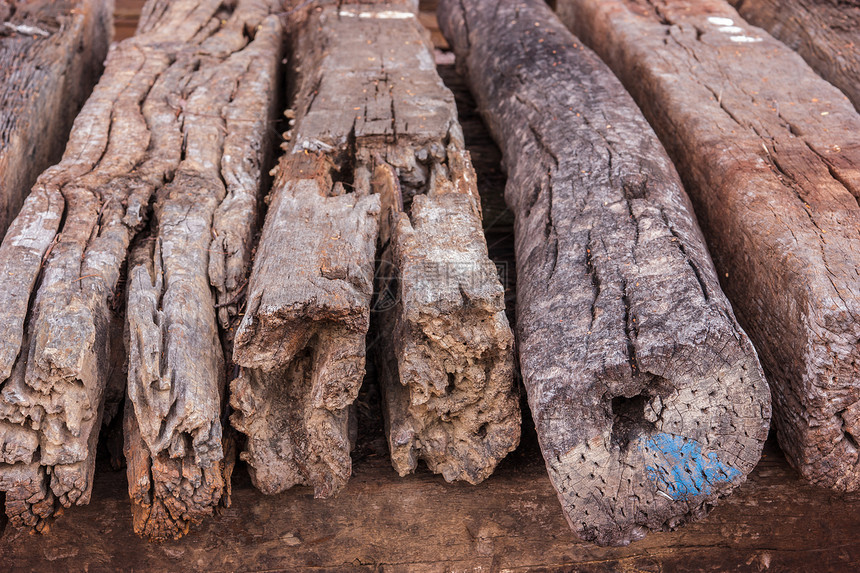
231, 0, 519, 494
0, 0, 112, 237
556, 0, 860, 491
0, 0, 282, 534
440, 0, 771, 546
728, 0, 860, 113
346, 2, 520, 485
123, 0, 283, 541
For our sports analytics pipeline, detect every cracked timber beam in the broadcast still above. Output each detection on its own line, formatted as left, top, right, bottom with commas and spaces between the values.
727, 0, 860, 113
0, 0, 282, 536
439, 0, 770, 546
123, 0, 283, 541
0, 0, 111, 236
230, 0, 519, 495
364, 5, 519, 484
555, 0, 860, 491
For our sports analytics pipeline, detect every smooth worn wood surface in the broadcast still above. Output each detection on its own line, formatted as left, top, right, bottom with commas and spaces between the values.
0, 0, 112, 236
439, 0, 770, 547
729, 0, 860, 112
556, 0, 860, 492
3, 435, 860, 572
124, 0, 284, 541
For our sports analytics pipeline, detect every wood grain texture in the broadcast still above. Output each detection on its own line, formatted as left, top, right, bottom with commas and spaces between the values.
729, 0, 860, 112
439, 0, 770, 547
231, 0, 518, 494
556, 0, 860, 491
229, 2, 382, 498
0, 0, 282, 534
123, 0, 283, 541
347, 2, 519, 485
3, 438, 860, 571
0, 0, 112, 237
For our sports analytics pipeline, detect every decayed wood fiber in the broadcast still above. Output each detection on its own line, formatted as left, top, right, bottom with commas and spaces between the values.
123, 0, 283, 541
0, 0, 112, 236
556, 0, 860, 491
0, 0, 283, 537
439, 0, 770, 546
230, 0, 519, 495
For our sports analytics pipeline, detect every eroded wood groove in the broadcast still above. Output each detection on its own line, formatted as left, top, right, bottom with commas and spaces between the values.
230, 0, 519, 495
555, 0, 860, 491
439, 0, 770, 546
123, 0, 284, 541
0, 0, 283, 538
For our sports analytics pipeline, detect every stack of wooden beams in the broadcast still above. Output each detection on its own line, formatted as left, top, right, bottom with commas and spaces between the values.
0, 0, 858, 555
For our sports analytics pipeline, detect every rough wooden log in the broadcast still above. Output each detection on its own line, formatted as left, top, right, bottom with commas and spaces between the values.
0, 0, 282, 534
555, 0, 860, 491
230, 0, 519, 494
439, 0, 771, 546
355, 3, 519, 484
123, 0, 283, 541
0, 0, 112, 237
727, 0, 860, 113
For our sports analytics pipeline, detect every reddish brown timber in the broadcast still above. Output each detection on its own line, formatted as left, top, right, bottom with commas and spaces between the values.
230, 0, 519, 495
555, 0, 860, 491
123, 0, 283, 541
439, 0, 770, 546
728, 0, 860, 113
0, 0, 282, 535
0, 0, 112, 237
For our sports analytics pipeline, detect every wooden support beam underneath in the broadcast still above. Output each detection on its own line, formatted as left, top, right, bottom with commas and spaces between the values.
556, 0, 860, 491
2, 437, 860, 571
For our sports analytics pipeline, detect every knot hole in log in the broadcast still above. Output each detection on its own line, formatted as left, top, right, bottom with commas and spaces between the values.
609, 377, 667, 451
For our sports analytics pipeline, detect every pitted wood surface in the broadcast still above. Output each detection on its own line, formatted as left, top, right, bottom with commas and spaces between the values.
439, 0, 770, 546
556, 0, 860, 491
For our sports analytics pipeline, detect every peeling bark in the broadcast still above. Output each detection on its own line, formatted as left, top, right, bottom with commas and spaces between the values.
123, 0, 283, 541
555, 0, 860, 491
440, 0, 770, 546
0, 0, 282, 535
0, 0, 112, 236
728, 0, 860, 113
230, 0, 519, 494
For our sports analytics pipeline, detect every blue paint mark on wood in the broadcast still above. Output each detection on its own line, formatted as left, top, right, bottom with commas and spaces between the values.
639, 432, 740, 500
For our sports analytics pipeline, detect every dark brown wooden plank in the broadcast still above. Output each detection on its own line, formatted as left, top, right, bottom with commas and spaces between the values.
123, 0, 284, 541
2, 437, 860, 571
0, 0, 112, 236
728, 0, 860, 113
556, 0, 860, 491
439, 0, 770, 547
